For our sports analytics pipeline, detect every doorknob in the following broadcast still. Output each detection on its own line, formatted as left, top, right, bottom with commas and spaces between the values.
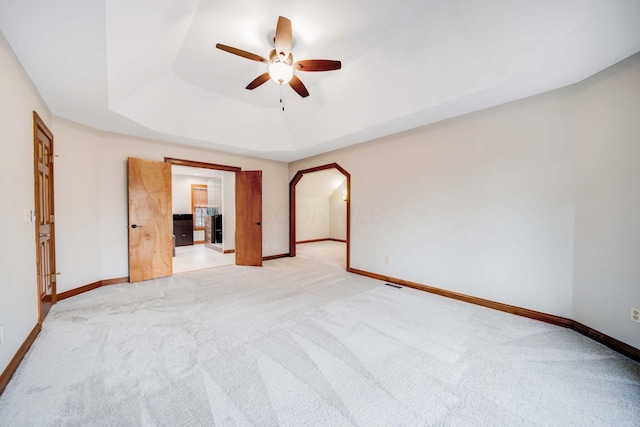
131, 224, 142, 229
255, 222, 261, 226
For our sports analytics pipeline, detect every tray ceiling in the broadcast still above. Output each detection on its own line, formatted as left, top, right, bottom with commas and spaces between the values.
1, 0, 639, 162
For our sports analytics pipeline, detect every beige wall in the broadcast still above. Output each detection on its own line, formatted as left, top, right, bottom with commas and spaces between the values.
53, 117, 102, 292
291, 89, 577, 318
289, 52, 640, 349
0, 31, 51, 375
573, 54, 640, 348
52, 117, 289, 292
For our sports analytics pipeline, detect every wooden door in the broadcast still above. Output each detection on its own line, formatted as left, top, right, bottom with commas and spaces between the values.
34, 112, 56, 320
235, 171, 262, 266
128, 158, 173, 282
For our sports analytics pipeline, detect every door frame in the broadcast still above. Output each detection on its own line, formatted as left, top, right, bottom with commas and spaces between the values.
289, 163, 351, 270
165, 157, 241, 173
33, 112, 57, 322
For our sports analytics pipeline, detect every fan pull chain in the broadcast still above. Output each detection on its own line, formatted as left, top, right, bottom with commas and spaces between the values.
280, 85, 285, 111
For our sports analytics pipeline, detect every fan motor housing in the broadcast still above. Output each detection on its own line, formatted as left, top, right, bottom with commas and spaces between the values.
269, 49, 293, 65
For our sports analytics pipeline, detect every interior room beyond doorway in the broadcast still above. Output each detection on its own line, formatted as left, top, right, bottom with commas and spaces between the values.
173, 244, 236, 274
171, 165, 236, 272
292, 166, 349, 269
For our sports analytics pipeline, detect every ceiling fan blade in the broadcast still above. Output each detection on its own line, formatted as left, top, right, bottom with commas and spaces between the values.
246, 72, 271, 90
275, 16, 292, 59
294, 60, 342, 72
216, 44, 268, 64
289, 75, 309, 98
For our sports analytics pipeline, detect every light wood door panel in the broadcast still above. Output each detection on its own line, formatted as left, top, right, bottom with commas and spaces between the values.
128, 157, 173, 282
235, 171, 262, 266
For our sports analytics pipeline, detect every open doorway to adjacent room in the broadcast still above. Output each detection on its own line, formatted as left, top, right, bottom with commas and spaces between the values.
290, 164, 350, 270
171, 165, 236, 273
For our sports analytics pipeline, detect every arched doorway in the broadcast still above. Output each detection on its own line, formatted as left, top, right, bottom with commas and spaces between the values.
289, 163, 350, 269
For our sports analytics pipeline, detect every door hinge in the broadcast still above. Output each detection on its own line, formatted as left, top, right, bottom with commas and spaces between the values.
50, 214, 55, 223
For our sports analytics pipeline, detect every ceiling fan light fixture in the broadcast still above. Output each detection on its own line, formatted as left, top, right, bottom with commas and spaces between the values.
268, 61, 293, 85
216, 16, 340, 99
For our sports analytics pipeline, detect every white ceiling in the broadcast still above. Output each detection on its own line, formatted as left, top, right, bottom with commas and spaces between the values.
172, 165, 223, 178
297, 169, 346, 199
1, 1, 639, 162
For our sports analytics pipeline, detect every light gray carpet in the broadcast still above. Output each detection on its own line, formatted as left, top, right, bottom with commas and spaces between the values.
1, 241, 639, 426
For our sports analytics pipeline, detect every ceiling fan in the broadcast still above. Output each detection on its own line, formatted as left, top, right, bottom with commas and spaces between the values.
216, 16, 341, 101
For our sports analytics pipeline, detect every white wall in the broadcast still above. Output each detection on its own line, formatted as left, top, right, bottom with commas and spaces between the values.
222, 171, 235, 252
573, 54, 640, 349
52, 117, 290, 290
296, 196, 330, 242
0, 31, 51, 375
172, 174, 208, 215
207, 178, 221, 210
205, 177, 222, 245
329, 181, 347, 241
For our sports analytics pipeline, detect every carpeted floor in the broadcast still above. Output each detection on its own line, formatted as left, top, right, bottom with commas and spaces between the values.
1, 241, 639, 426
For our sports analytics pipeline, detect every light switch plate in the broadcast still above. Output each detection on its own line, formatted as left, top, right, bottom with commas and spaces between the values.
23, 209, 35, 223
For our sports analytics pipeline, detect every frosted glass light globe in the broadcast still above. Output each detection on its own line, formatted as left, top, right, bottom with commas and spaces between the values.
269, 62, 293, 85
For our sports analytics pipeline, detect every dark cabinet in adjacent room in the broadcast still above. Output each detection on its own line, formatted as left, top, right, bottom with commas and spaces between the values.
214, 214, 223, 244
204, 214, 223, 246
173, 214, 193, 247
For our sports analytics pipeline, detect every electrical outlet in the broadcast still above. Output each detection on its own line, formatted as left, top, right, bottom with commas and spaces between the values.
384, 256, 390, 265
631, 307, 640, 324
